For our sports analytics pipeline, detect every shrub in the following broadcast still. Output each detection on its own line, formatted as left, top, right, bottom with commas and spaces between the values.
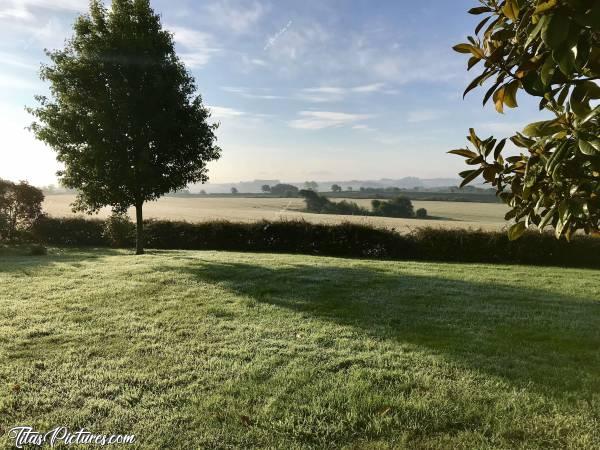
32, 216, 107, 246
371, 196, 414, 218
29, 244, 48, 256
270, 184, 299, 197
0, 179, 45, 241
30, 216, 600, 268
416, 208, 428, 218
103, 212, 135, 248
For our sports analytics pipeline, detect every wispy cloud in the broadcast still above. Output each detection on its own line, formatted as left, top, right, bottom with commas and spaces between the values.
206, 0, 266, 34
264, 20, 292, 50
407, 109, 443, 123
476, 121, 523, 136
298, 83, 386, 102
168, 25, 219, 68
208, 106, 246, 120
0, 0, 88, 15
221, 86, 284, 100
352, 124, 375, 132
289, 111, 372, 130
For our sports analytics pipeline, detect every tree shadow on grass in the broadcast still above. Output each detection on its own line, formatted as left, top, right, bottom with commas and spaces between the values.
177, 259, 600, 399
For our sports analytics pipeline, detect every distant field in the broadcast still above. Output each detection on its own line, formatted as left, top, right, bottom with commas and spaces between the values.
43, 195, 509, 232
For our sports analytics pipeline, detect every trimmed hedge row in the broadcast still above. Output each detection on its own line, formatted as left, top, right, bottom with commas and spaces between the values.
31, 216, 600, 268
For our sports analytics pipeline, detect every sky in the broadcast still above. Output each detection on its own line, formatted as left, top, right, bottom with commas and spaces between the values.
0, 0, 546, 186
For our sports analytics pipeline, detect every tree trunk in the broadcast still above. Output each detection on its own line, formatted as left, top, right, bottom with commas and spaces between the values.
135, 202, 145, 255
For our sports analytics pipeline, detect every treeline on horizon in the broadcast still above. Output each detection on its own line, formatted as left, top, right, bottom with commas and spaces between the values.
299, 189, 428, 219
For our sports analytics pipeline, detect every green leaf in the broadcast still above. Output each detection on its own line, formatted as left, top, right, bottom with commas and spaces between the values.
534, 0, 559, 16
522, 119, 562, 137
578, 140, 597, 155
502, 0, 520, 21
453, 43, 475, 54
448, 149, 479, 158
508, 222, 527, 241
475, 16, 491, 35
540, 55, 556, 86
503, 81, 519, 108
542, 14, 570, 50
463, 71, 489, 98
570, 83, 594, 118
494, 138, 507, 160
467, 56, 481, 70
553, 47, 575, 77
525, 15, 548, 48
459, 168, 484, 187
469, 6, 492, 15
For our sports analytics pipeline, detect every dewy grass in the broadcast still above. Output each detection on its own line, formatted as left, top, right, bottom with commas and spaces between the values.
0, 248, 598, 449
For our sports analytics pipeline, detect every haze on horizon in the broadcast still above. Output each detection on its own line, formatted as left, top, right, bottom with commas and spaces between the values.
0, 0, 544, 187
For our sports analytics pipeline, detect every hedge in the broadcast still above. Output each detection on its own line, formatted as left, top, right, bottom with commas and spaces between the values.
30, 216, 600, 268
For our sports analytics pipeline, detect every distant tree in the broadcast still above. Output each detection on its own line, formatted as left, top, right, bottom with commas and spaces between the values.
270, 184, 299, 197
347, 186, 353, 192
199, 190, 207, 195
451, 1, 599, 240
300, 190, 330, 211
304, 181, 319, 192
416, 208, 428, 218
261, 184, 271, 193
0, 180, 45, 241
231, 187, 239, 195
330, 184, 342, 193
28, 0, 221, 254
300, 190, 368, 215
371, 197, 415, 218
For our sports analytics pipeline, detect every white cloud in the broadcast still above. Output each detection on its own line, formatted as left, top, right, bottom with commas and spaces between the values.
0, 0, 88, 15
476, 121, 523, 135
206, 0, 266, 34
298, 83, 386, 102
221, 86, 283, 100
407, 109, 443, 123
289, 111, 372, 130
208, 106, 246, 120
168, 25, 219, 68
352, 83, 385, 93
352, 124, 375, 131
264, 20, 292, 50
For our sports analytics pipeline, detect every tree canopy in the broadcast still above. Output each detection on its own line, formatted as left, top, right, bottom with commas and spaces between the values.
0, 179, 44, 241
451, 0, 599, 240
28, 0, 221, 253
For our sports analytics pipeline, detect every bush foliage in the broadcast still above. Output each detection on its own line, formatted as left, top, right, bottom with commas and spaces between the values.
452, 0, 599, 240
32, 216, 599, 268
0, 179, 44, 241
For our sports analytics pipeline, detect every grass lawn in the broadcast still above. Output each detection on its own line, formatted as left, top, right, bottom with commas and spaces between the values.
0, 248, 598, 449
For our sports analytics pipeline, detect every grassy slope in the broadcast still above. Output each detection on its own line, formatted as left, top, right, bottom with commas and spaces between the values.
0, 249, 598, 449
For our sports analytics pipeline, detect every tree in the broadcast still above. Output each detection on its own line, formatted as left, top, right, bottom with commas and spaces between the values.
0, 180, 45, 241
261, 184, 271, 193
416, 208, 428, 218
270, 184, 299, 197
230, 187, 239, 195
371, 197, 415, 218
331, 184, 342, 192
28, 0, 221, 254
451, 0, 599, 240
304, 181, 319, 192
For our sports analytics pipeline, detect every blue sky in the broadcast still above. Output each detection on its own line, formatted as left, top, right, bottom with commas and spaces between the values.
0, 0, 545, 186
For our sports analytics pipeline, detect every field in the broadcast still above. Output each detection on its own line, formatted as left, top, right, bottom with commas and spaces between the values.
43, 195, 508, 232
1, 248, 599, 448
